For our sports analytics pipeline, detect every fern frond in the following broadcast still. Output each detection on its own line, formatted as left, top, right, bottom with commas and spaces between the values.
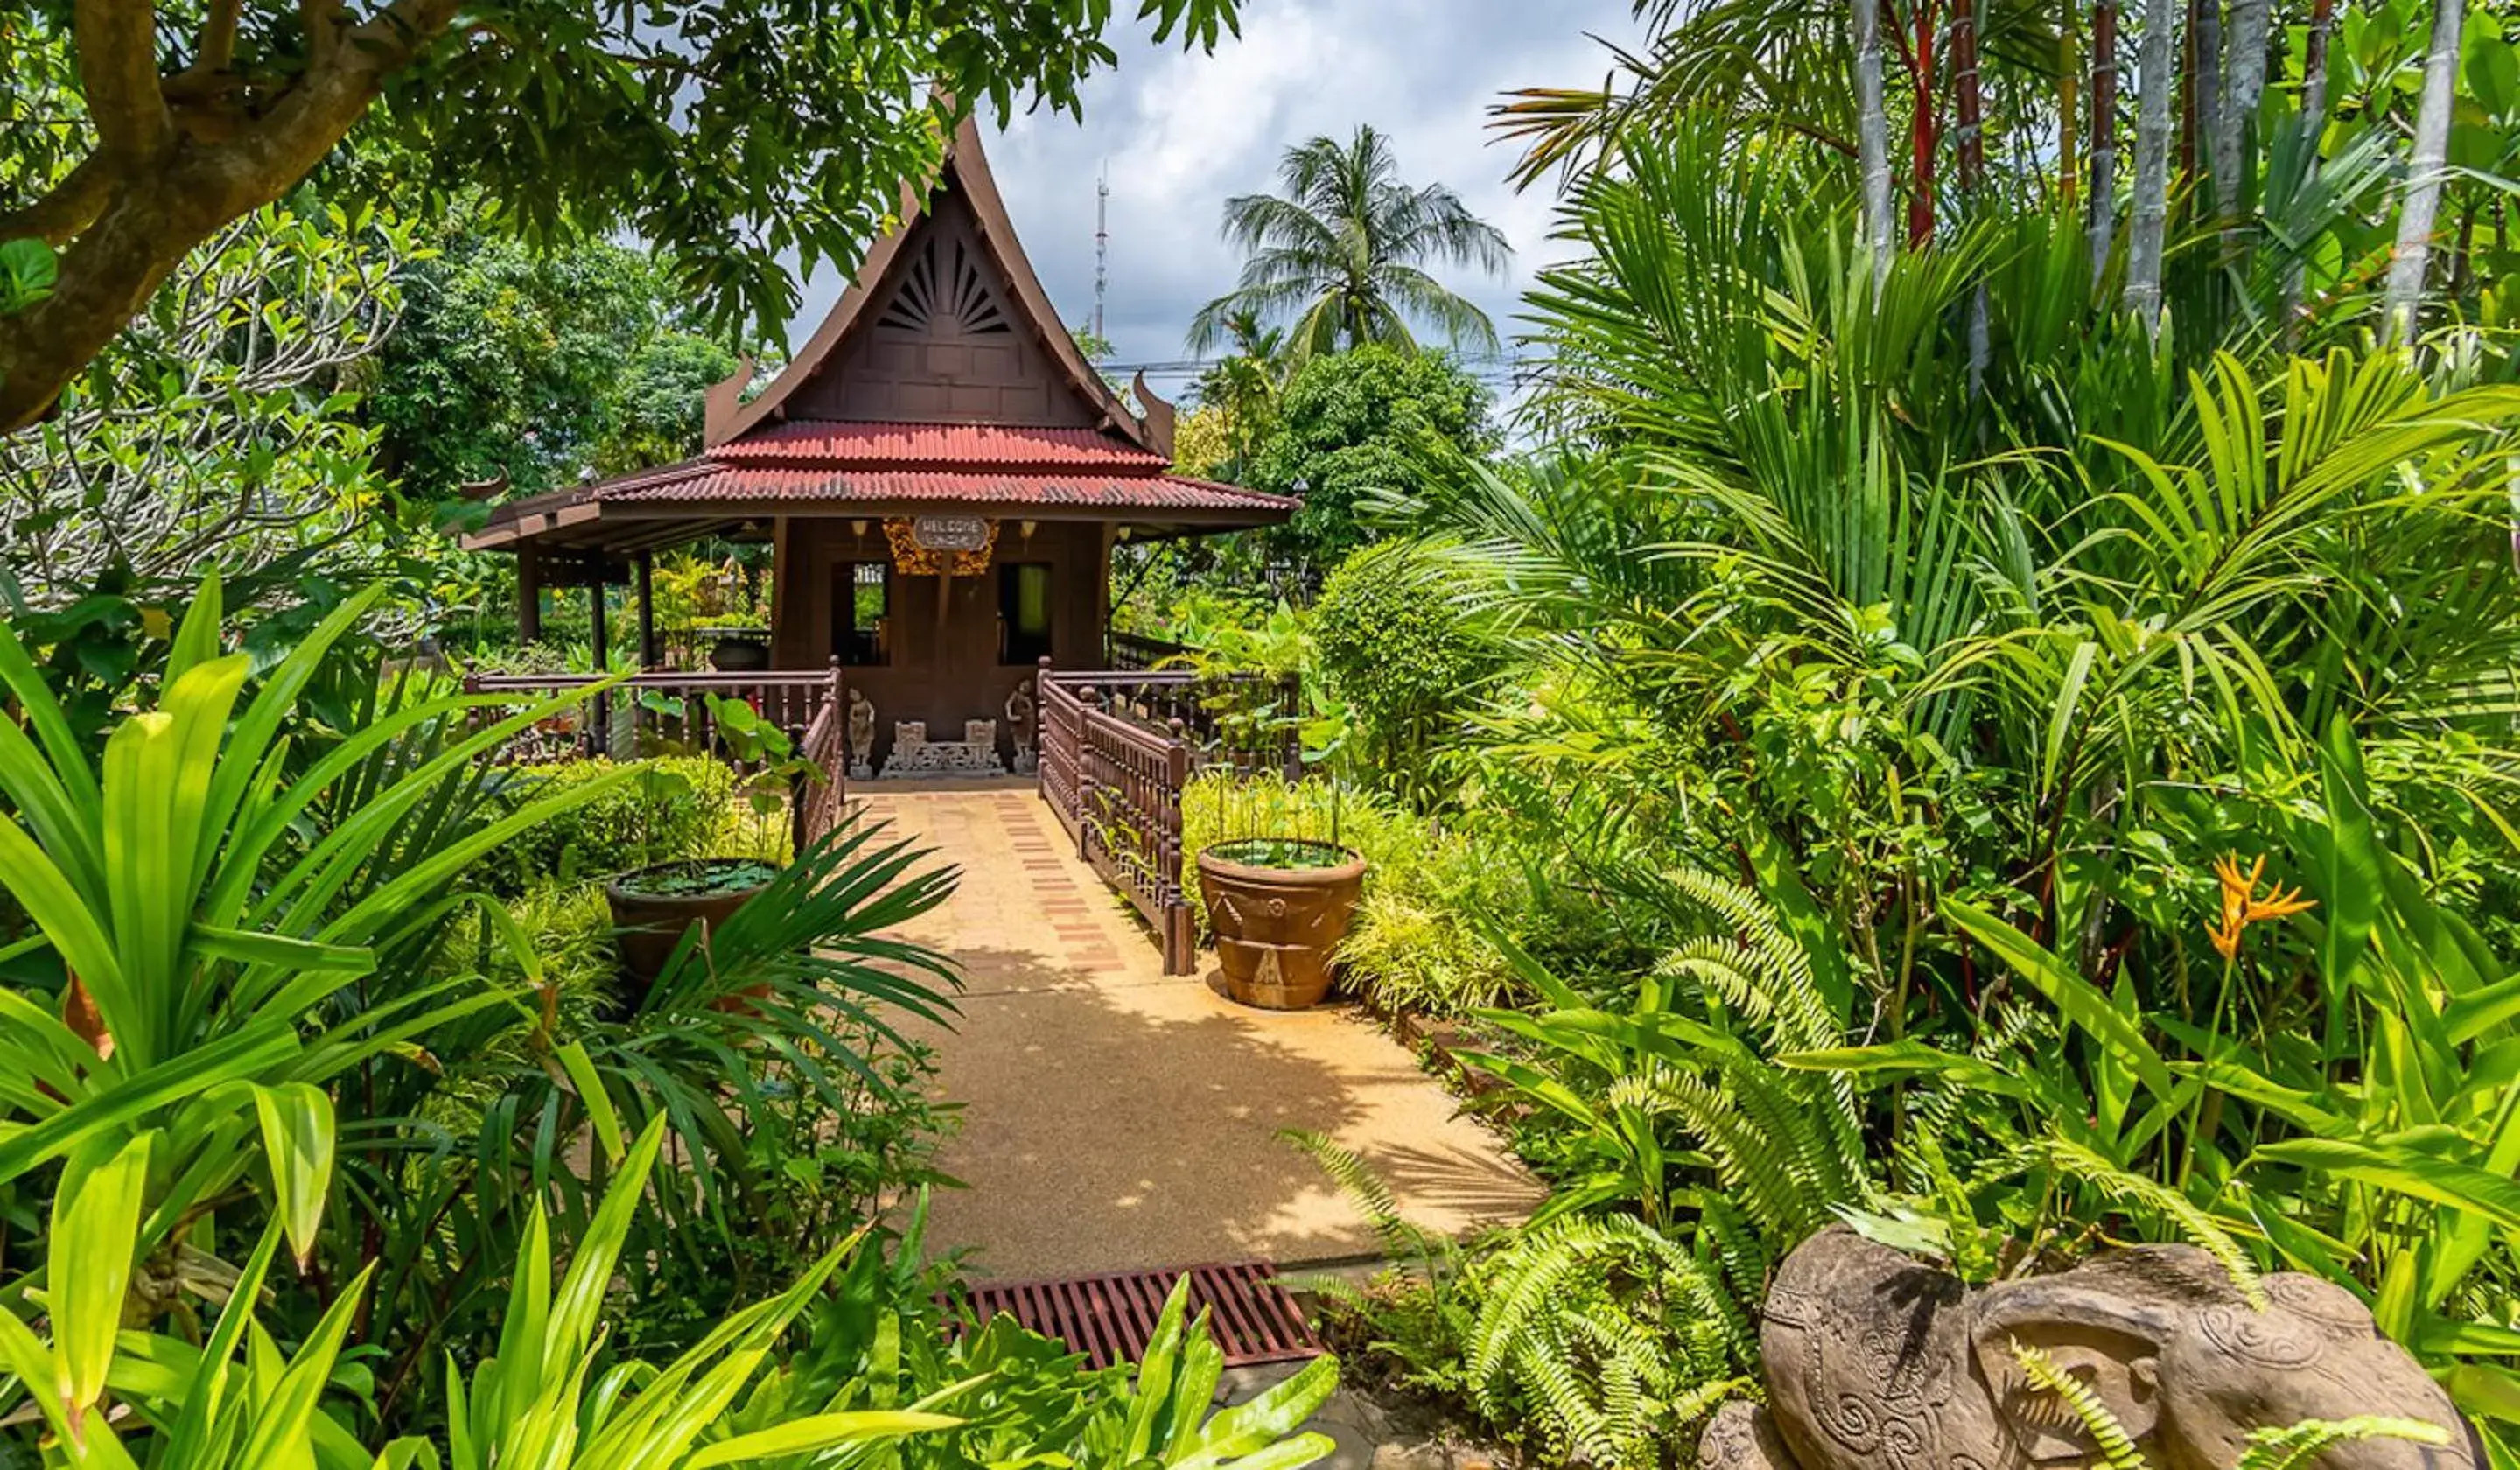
2031, 1136, 2267, 1308
1665, 1375, 1759, 1426
1281, 1128, 1442, 1266
1725, 1054, 1863, 1223
1469, 1222, 1600, 1410
1658, 1069, 1816, 1241
1690, 1192, 1775, 1312
1659, 867, 1836, 1054
2010, 1339, 2152, 1470
1510, 1320, 1617, 1463
2232, 1417, 2452, 1470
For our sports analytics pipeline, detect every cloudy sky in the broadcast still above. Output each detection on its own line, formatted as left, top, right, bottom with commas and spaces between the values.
789, 0, 1648, 405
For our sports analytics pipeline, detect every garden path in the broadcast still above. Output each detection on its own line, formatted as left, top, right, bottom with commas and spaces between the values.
854, 778, 1541, 1281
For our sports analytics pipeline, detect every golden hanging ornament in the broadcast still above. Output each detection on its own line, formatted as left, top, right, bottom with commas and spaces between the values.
883, 516, 997, 577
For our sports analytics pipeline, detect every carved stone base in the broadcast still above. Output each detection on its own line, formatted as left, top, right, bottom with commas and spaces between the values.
875, 718, 1005, 779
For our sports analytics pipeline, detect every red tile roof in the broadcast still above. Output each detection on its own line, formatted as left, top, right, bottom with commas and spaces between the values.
467, 414, 1292, 550
598, 463, 1290, 513
714, 420, 1168, 470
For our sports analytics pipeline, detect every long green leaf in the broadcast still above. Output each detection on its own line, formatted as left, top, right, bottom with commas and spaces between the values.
1945, 898, 2179, 1104
53, 1131, 153, 1438
252, 1082, 337, 1270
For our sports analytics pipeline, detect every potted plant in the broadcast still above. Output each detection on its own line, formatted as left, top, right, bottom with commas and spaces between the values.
707, 628, 771, 671
1175, 615, 1368, 1010
605, 696, 825, 1005
1196, 824, 1368, 1010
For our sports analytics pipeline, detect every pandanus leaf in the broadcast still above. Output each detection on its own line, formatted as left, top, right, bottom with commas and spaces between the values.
52, 1131, 153, 1445
251, 1082, 336, 1271
683, 1412, 962, 1467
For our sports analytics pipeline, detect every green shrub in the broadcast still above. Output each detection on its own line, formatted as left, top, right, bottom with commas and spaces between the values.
477, 755, 736, 893
1311, 540, 1499, 807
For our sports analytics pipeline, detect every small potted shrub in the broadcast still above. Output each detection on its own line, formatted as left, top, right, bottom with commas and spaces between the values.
606, 696, 822, 1003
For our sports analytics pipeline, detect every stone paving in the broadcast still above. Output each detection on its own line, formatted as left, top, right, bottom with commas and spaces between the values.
850, 778, 1542, 1282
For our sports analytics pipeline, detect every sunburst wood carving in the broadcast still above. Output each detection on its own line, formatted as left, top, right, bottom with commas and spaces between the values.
877, 234, 1013, 338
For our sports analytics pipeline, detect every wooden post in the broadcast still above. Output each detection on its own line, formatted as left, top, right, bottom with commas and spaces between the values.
635, 550, 658, 668
1163, 719, 1195, 975
1035, 655, 1053, 797
786, 720, 809, 857
517, 546, 542, 644
1279, 674, 1305, 781
1074, 684, 1099, 860
587, 567, 611, 756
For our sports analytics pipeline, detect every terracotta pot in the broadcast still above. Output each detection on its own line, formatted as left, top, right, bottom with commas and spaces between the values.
1195, 840, 1367, 1011
603, 859, 772, 1008
710, 634, 770, 672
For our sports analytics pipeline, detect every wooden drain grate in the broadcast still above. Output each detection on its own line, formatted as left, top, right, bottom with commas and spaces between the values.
956, 1261, 1325, 1369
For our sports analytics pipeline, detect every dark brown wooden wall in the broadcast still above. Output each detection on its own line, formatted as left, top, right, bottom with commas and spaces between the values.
786, 191, 1094, 428
773, 517, 1109, 768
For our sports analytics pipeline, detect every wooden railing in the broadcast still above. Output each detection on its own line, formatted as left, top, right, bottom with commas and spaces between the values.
464, 664, 851, 855
461, 666, 844, 766
794, 690, 851, 848
1102, 630, 1191, 672
1035, 662, 1301, 975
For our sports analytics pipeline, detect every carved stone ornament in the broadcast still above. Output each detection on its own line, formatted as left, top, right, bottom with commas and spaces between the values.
883, 515, 997, 577
844, 688, 876, 782
1005, 679, 1038, 776
1702, 1226, 2477, 1470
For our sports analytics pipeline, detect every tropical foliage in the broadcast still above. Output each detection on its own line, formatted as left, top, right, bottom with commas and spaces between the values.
0, 1, 1250, 431
0, 578, 1342, 1460
1188, 125, 1513, 364
1158, 0, 2520, 1459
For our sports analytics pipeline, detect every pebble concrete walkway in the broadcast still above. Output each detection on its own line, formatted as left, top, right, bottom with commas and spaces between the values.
853, 778, 1542, 1281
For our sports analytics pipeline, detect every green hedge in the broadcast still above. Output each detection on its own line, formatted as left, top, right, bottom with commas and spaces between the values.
1311, 540, 1498, 807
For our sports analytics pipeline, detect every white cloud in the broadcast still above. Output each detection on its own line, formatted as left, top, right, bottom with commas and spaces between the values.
788, 0, 1647, 402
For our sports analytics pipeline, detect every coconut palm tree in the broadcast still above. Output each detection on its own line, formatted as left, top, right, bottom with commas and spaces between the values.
1187, 125, 1512, 362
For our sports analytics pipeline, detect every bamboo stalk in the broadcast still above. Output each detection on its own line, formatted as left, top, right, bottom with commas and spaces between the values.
2089, 0, 2120, 282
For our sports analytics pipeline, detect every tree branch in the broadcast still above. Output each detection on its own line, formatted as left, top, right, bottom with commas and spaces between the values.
199, 0, 243, 73
0, 155, 116, 244
73, 0, 174, 162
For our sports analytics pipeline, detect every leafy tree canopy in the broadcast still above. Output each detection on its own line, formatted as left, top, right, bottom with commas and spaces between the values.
1244, 343, 1496, 578
0, 0, 1242, 430
362, 224, 744, 504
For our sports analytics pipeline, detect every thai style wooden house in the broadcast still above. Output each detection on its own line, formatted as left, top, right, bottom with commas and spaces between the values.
459, 116, 1293, 780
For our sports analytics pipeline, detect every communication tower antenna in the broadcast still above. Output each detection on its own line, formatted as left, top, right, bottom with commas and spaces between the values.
1094, 164, 1110, 341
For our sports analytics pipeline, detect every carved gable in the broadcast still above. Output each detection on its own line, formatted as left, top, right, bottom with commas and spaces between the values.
784, 191, 1093, 427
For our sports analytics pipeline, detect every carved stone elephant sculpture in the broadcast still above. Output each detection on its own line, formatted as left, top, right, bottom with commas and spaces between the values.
1701, 1226, 2476, 1470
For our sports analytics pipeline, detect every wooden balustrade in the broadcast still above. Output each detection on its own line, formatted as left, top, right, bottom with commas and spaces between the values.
464, 663, 850, 855
1102, 630, 1191, 672
460, 666, 844, 766
1035, 663, 1302, 975
794, 689, 851, 848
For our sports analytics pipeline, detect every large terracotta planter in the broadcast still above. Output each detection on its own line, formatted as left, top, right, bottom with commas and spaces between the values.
1195, 839, 1367, 1010
604, 858, 774, 1005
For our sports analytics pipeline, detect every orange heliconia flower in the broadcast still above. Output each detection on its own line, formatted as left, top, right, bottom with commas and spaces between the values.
2205, 852, 2317, 960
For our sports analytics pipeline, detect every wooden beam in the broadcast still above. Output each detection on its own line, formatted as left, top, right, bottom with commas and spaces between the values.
587, 566, 612, 752
518, 545, 542, 643
636, 550, 658, 668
